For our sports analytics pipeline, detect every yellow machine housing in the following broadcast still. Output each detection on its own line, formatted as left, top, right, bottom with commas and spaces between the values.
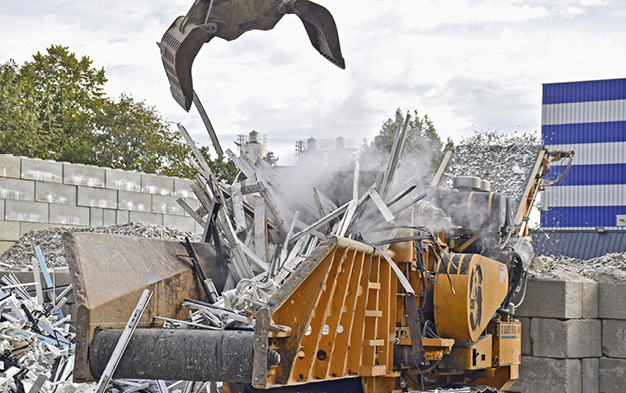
434, 253, 509, 342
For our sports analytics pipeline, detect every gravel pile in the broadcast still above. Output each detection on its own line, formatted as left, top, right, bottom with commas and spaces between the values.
440, 131, 542, 211
0, 223, 200, 269
529, 252, 626, 282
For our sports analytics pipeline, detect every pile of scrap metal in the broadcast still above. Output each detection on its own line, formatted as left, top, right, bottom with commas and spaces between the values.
67, 108, 573, 393
0, 248, 75, 392
0, 256, 217, 393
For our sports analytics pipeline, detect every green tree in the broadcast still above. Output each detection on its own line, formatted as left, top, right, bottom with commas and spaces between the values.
199, 146, 240, 184
93, 93, 191, 176
372, 108, 453, 171
18, 45, 107, 163
0, 60, 44, 157
0, 45, 245, 181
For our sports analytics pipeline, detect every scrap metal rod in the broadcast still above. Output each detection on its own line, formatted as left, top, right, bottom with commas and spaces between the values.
380, 112, 410, 201
94, 289, 152, 393
183, 238, 213, 303
193, 91, 224, 158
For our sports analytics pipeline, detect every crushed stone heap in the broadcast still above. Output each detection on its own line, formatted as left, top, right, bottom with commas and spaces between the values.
529, 252, 626, 283
440, 132, 543, 212
0, 223, 199, 268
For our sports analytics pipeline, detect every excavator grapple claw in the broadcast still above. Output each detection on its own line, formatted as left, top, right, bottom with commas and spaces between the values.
159, 0, 345, 111
158, 16, 212, 111
292, 0, 345, 69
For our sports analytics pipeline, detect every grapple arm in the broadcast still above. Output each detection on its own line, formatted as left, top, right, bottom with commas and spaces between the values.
159, 0, 345, 111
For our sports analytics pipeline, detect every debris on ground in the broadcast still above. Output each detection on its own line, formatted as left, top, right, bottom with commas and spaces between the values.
0, 262, 79, 391
0, 257, 225, 392
529, 252, 626, 283
0, 223, 199, 269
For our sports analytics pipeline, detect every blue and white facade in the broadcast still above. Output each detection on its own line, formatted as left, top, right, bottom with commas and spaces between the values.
541, 78, 626, 229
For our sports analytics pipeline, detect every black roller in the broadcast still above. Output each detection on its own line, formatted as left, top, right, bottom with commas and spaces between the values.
89, 328, 254, 382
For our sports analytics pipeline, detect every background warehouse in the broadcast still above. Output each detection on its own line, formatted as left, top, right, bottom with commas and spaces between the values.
533, 78, 626, 259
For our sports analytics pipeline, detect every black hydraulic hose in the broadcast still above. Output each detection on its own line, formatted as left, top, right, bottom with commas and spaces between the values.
415, 243, 428, 310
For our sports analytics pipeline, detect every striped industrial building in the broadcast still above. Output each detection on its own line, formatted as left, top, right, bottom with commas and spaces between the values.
533, 78, 626, 259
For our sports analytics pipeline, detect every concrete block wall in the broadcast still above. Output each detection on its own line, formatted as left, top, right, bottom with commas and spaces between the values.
0, 154, 202, 255
511, 276, 626, 393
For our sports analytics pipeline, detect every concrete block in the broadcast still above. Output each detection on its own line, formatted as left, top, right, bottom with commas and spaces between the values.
116, 210, 130, 225
141, 174, 174, 196
518, 317, 532, 356
0, 155, 21, 178
582, 358, 599, 393
19, 222, 61, 235
118, 191, 151, 212
0, 177, 35, 201
0, 221, 20, 241
181, 197, 201, 217
531, 318, 602, 358
598, 282, 626, 320
0, 241, 13, 255
582, 281, 599, 319
103, 209, 116, 226
163, 214, 195, 233
5, 200, 48, 223
77, 187, 117, 209
129, 211, 163, 226
18, 222, 83, 236
35, 181, 76, 204
602, 319, 626, 358
581, 358, 600, 393
105, 169, 141, 192
152, 194, 184, 215
90, 208, 104, 227
516, 278, 585, 319
514, 356, 580, 393
599, 357, 626, 392
49, 203, 90, 226
63, 163, 105, 187
21, 158, 63, 183
0, 199, 4, 220
194, 219, 205, 235
173, 177, 196, 198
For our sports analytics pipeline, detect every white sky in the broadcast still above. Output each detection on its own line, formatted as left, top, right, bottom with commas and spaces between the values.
1, 0, 625, 165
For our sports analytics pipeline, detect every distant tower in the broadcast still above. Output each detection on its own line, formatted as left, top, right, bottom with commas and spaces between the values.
239, 130, 267, 163
295, 136, 354, 166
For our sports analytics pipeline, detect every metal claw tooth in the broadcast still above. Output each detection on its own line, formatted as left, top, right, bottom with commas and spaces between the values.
159, 16, 212, 111
292, 0, 345, 69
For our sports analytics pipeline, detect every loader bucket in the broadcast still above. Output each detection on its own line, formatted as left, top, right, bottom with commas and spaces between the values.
65, 232, 227, 381
158, 16, 211, 111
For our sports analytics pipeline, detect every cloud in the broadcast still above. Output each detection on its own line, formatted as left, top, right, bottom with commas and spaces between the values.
362, 1, 549, 33
1, 0, 625, 167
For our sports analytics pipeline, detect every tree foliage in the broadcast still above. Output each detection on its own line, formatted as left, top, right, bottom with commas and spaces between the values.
0, 45, 239, 182
198, 146, 240, 184
0, 60, 45, 158
371, 108, 453, 171
93, 93, 188, 175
